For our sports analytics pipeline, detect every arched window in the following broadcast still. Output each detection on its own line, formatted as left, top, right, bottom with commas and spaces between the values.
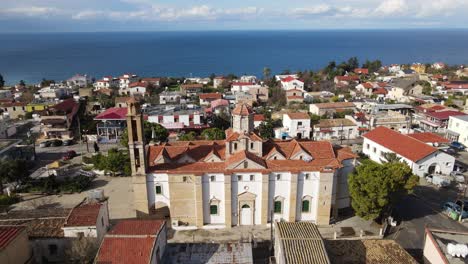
302, 196, 312, 213
274, 196, 284, 214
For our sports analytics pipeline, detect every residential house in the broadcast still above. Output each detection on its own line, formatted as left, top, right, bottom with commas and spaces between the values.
446, 115, 468, 147
275, 74, 298, 81
388, 64, 402, 73
0, 226, 33, 264
146, 105, 207, 131
94, 76, 118, 90
274, 112, 311, 140
213, 76, 226, 88
96, 220, 167, 264
199, 93, 222, 106
231, 83, 269, 103
36, 84, 73, 100
235, 92, 255, 106
442, 81, 468, 95
207, 99, 230, 116
419, 110, 467, 133
334, 75, 360, 87
231, 82, 256, 93
128, 82, 149, 97
423, 228, 468, 264
159, 91, 181, 105
119, 73, 138, 90
126, 102, 356, 227
386, 77, 421, 103
66, 74, 92, 88
0, 102, 27, 119
368, 110, 410, 132
286, 89, 305, 103
141, 78, 161, 87
180, 84, 203, 96
432, 62, 446, 70
280, 76, 304, 91
314, 117, 358, 141
240, 75, 257, 83
40, 98, 79, 139
0, 200, 108, 263
62, 201, 110, 242
354, 68, 369, 75
411, 63, 426, 74
0, 115, 17, 138
115, 96, 136, 108
309, 102, 356, 117
185, 77, 210, 85
78, 88, 93, 98
94, 107, 128, 143
363, 126, 455, 177
253, 114, 265, 128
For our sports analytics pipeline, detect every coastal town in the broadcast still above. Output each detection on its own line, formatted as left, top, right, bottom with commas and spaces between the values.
1, 60, 468, 264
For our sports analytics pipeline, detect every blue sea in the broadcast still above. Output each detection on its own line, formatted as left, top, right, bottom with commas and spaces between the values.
1, 30, 468, 85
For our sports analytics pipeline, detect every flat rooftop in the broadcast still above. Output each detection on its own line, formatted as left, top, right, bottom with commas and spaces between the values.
143, 105, 202, 116
163, 243, 253, 264
325, 239, 417, 264
430, 229, 468, 264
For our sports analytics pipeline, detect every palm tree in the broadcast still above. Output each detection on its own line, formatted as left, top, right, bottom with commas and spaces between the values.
263, 67, 271, 80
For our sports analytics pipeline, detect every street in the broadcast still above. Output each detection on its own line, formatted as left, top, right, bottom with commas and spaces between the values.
389, 187, 468, 262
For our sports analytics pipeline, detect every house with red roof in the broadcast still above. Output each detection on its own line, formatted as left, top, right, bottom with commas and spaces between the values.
286, 89, 305, 103
0, 226, 32, 264
280, 76, 304, 91
96, 219, 167, 264
62, 200, 109, 241
363, 126, 455, 177
126, 82, 149, 97
199, 93, 222, 106
419, 110, 467, 133
213, 76, 226, 88
94, 107, 128, 142
253, 114, 265, 128
354, 68, 369, 75
40, 98, 80, 139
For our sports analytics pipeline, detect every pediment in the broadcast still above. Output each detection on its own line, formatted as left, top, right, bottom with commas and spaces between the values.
228, 158, 265, 170
203, 153, 222, 162
238, 191, 256, 201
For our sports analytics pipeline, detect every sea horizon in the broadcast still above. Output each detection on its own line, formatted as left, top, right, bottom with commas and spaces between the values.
1, 29, 468, 85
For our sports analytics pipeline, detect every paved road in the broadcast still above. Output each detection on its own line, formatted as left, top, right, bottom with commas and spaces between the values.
389, 194, 468, 262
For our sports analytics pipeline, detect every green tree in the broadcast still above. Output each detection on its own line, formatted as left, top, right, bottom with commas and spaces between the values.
212, 111, 231, 130
0, 74, 4, 88
380, 152, 402, 163
104, 149, 131, 176
0, 159, 31, 194
178, 131, 197, 141
309, 114, 321, 125
418, 81, 432, 95
201, 128, 225, 140
348, 57, 359, 70
263, 67, 271, 80
348, 159, 418, 220
19, 80, 26, 86
257, 121, 274, 139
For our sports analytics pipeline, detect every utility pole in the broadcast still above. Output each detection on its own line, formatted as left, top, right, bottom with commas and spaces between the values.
77, 116, 83, 163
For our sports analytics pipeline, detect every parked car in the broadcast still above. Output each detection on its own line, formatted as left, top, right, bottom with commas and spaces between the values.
442, 202, 468, 219
63, 139, 74, 146
63, 150, 77, 161
39, 141, 51, 148
50, 139, 63, 147
450, 141, 465, 151
426, 174, 451, 187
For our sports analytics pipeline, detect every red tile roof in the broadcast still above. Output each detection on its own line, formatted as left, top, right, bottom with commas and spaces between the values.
354, 68, 369, 74
199, 93, 222, 100
363, 126, 437, 162
286, 112, 310, 120
407, 132, 450, 144
362, 82, 374, 89
313, 102, 355, 109
97, 237, 156, 264
0, 226, 23, 250
210, 99, 229, 109
373, 88, 388, 95
108, 220, 165, 236
95, 107, 128, 120
336, 75, 360, 82
129, 82, 147, 88
425, 110, 466, 120
254, 114, 265, 122
65, 203, 102, 227
232, 104, 253, 116
281, 76, 297, 82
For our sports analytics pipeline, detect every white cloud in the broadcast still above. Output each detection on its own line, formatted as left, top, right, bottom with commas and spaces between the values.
290, 5, 332, 16
0, 6, 60, 17
374, 0, 408, 15
416, 0, 466, 17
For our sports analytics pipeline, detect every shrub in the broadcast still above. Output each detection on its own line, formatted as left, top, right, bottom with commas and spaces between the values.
0, 194, 20, 206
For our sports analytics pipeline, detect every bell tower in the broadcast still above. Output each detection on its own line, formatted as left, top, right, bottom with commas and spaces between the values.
231, 103, 254, 133
126, 99, 150, 217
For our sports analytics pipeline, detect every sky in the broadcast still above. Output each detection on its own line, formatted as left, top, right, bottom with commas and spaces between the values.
1, 0, 468, 32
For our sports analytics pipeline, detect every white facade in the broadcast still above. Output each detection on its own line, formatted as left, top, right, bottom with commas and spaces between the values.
94, 76, 118, 90
314, 124, 359, 141
119, 74, 138, 89
149, 170, 333, 228
363, 137, 454, 177
128, 85, 147, 96
62, 202, 110, 242
147, 112, 201, 127
231, 84, 263, 94
159, 92, 181, 104
447, 115, 468, 147
275, 114, 311, 140
281, 79, 304, 91
240, 75, 257, 83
